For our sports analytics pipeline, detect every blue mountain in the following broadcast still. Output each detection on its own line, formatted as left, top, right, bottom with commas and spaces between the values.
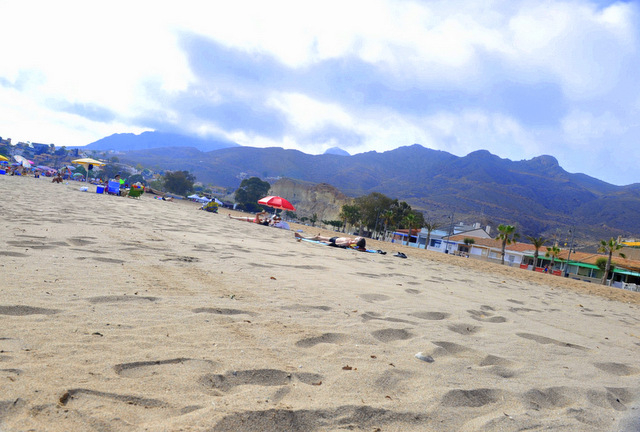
83, 131, 238, 152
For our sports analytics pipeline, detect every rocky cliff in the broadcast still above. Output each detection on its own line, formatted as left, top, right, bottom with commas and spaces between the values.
269, 178, 351, 221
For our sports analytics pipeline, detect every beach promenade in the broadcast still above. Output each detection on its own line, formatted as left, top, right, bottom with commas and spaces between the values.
1, 175, 639, 431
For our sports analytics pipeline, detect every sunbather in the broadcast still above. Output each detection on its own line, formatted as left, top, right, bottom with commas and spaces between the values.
228, 211, 268, 225
294, 232, 367, 251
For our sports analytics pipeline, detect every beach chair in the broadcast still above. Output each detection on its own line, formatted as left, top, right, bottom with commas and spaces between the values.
107, 180, 121, 195
127, 187, 144, 199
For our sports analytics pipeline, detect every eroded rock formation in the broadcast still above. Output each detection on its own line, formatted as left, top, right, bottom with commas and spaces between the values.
269, 178, 351, 221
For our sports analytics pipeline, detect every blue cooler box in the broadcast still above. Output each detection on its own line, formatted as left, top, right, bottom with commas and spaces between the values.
96, 185, 105, 194
0, 169, 6, 175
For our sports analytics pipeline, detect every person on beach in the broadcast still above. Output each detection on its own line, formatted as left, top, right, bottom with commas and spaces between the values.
228, 211, 268, 225
269, 215, 282, 226
294, 232, 367, 251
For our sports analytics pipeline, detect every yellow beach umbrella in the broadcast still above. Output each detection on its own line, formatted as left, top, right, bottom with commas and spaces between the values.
71, 158, 106, 188
0, 154, 8, 162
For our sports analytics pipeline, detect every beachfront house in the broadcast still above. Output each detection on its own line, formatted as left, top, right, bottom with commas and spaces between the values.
443, 234, 640, 291
520, 249, 640, 289
393, 222, 492, 251
439, 225, 492, 254
443, 234, 530, 265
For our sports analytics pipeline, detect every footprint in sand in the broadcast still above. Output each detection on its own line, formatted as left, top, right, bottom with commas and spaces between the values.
281, 305, 332, 312
586, 387, 635, 411
410, 311, 450, 321
593, 362, 640, 376
58, 388, 167, 409
6, 240, 55, 250
247, 262, 274, 268
211, 405, 430, 432
160, 255, 200, 263
359, 293, 392, 302
440, 388, 506, 407
66, 237, 98, 246
199, 369, 323, 393
56, 388, 201, 424
90, 257, 125, 264
290, 264, 330, 270
447, 323, 482, 335
193, 307, 254, 316
479, 354, 516, 368
0, 305, 60, 316
516, 332, 589, 351
432, 341, 474, 355
87, 296, 159, 304
295, 333, 348, 348
360, 312, 416, 324
374, 369, 416, 391
0, 251, 28, 257
114, 358, 218, 378
423, 343, 518, 378
509, 306, 542, 313
467, 309, 507, 323
521, 387, 574, 410
371, 328, 414, 343
478, 354, 519, 378
0, 398, 27, 421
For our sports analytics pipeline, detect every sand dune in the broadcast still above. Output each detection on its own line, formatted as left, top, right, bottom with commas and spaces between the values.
1, 175, 639, 431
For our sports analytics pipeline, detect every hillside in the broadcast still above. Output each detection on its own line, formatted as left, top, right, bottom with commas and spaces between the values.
117, 144, 640, 241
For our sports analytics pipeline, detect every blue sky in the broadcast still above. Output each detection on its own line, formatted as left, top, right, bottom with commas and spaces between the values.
1, 0, 639, 185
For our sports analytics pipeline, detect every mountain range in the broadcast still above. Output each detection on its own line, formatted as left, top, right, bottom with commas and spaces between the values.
86, 131, 640, 242
85, 131, 238, 152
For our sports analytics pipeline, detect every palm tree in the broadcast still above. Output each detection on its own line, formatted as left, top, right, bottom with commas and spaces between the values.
381, 210, 394, 241
496, 224, 519, 265
598, 237, 626, 285
403, 213, 417, 246
525, 235, 549, 271
339, 204, 360, 234
545, 245, 561, 273
422, 220, 440, 250
595, 257, 614, 275
463, 238, 475, 254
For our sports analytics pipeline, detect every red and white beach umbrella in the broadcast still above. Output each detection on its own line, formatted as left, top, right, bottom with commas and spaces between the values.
257, 196, 296, 211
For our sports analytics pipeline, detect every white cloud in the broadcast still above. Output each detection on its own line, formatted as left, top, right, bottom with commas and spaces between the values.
561, 110, 624, 145
267, 92, 352, 132
506, 1, 638, 98
0, 86, 148, 146
1, 1, 192, 116
420, 109, 542, 160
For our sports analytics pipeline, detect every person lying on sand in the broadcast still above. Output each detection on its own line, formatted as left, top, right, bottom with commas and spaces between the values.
228, 211, 268, 225
294, 232, 367, 251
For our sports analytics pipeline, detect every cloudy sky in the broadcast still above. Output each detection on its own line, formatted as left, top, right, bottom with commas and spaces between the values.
1, 0, 639, 185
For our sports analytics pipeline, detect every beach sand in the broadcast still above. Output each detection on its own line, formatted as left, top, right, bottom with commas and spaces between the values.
1, 175, 639, 431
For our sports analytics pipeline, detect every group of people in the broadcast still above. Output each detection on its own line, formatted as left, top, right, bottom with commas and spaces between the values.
228, 210, 367, 249
3, 165, 34, 176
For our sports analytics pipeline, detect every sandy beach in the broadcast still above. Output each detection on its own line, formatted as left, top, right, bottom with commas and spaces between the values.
1, 175, 639, 431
